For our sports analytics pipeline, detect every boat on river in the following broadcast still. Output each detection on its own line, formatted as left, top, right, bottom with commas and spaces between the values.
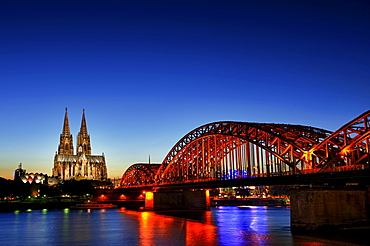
70, 201, 117, 209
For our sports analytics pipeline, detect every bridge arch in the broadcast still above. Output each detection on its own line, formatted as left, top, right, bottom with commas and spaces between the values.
155, 122, 331, 183
120, 163, 160, 187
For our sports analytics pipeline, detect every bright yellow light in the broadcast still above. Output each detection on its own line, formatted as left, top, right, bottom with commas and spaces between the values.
145, 191, 153, 200
144, 191, 154, 210
340, 147, 351, 159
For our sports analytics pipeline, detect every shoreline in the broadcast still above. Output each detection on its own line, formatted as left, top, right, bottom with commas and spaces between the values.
0, 197, 289, 212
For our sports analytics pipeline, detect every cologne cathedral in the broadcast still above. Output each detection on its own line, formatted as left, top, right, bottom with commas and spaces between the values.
52, 109, 107, 181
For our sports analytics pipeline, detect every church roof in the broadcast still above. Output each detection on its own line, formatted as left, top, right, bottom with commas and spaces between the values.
55, 154, 105, 163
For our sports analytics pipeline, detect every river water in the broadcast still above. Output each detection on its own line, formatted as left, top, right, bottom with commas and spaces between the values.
0, 206, 368, 245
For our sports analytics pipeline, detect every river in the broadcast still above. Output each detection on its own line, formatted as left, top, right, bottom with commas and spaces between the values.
0, 206, 368, 245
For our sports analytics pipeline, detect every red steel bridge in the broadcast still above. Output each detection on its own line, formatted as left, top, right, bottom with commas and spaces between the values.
120, 110, 370, 189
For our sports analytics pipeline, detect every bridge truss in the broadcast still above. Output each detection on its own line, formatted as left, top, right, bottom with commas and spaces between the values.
121, 110, 370, 187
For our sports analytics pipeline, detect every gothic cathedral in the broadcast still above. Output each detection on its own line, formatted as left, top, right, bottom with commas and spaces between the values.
52, 109, 107, 180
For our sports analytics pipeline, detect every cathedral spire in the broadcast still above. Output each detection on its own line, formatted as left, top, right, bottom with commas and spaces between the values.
79, 109, 88, 136
58, 107, 74, 155
77, 109, 91, 155
62, 107, 71, 136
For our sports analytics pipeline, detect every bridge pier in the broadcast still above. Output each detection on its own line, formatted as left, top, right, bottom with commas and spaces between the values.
290, 187, 370, 232
144, 190, 210, 211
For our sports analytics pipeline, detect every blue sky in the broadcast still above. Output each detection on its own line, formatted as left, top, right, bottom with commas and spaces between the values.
1, 0, 369, 179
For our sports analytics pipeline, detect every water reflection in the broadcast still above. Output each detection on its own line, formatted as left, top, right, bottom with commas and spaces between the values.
138, 212, 154, 245
123, 209, 184, 245
3, 206, 365, 245
214, 206, 281, 245
2, 207, 293, 245
122, 209, 218, 246
122, 207, 291, 245
185, 217, 217, 246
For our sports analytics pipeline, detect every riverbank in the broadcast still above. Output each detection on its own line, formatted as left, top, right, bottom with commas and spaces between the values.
0, 200, 146, 212
0, 197, 289, 212
0, 201, 76, 212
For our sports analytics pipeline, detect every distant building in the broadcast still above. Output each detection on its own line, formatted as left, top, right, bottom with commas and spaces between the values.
52, 109, 107, 181
14, 163, 26, 181
14, 163, 47, 184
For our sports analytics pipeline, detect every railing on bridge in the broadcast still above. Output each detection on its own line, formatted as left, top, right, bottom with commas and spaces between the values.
121, 110, 370, 187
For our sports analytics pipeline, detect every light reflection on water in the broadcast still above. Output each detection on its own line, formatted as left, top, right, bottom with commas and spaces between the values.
0, 206, 368, 245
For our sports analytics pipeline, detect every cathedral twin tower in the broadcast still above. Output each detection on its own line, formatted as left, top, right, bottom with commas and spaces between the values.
52, 108, 107, 181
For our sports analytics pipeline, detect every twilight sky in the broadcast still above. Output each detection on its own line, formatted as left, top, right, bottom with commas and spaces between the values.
0, 0, 369, 180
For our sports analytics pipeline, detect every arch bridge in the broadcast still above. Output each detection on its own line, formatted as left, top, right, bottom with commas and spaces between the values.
120, 110, 370, 188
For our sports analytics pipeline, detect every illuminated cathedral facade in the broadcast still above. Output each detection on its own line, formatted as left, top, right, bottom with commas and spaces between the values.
52, 109, 107, 181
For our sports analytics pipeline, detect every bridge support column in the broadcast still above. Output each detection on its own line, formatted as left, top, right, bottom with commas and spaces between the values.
290, 187, 370, 232
145, 190, 210, 211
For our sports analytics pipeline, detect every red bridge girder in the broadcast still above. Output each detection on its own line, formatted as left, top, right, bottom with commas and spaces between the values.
310, 110, 370, 170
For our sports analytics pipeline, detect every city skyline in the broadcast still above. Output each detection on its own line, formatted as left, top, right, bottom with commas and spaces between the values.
1, 1, 369, 179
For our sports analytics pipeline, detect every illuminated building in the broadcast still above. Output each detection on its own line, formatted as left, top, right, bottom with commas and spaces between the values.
14, 163, 47, 184
52, 108, 107, 181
